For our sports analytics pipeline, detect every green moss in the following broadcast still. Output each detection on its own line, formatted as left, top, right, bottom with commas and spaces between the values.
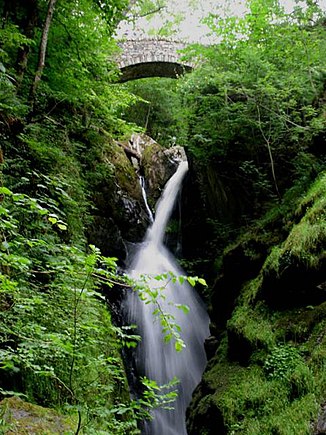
204, 361, 309, 433
227, 303, 275, 350
239, 275, 263, 305
107, 142, 141, 199
204, 360, 244, 393
273, 302, 326, 343
194, 172, 326, 434
142, 142, 163, 162
204, 303, 325, 434
295, 173, 326, 220
264, 173, 326, 273
217, 367, 288, 425
238, 393, 318, 434
263, 245, 283, 275
80, 129, 141, 199
0, 397, 76, 434
203, 358, 318, 434
283, 221, 325, 269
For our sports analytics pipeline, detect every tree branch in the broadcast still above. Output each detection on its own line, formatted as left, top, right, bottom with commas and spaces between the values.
29, 0, 57, 111
256, 104, 281, 198
133, 5, 166, 19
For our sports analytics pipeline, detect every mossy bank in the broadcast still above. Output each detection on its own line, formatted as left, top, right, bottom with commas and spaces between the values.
186, 173, 326, 435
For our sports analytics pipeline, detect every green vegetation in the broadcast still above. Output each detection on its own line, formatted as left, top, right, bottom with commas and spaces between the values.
0, 184, 183, 433
0, 0, 185, 432
174, 2, 326, 433
122, 78, 188, 147
0, 0, 325, 433
0, 396, 77, 434
187, 171, 326, 434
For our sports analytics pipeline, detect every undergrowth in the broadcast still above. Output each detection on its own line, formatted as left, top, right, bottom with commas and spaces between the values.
194, 171, 326, 434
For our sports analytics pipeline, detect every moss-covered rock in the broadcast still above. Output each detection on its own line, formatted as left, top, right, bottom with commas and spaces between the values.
210, 238, 272, 331
79, 131, 150, 259
187, 172, 326, 434
141, 141, 184, 207
260, 174, 326, 309
0, 397, 76, 434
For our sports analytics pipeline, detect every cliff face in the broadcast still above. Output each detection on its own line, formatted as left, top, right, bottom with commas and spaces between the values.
183, 162, 326, 433
88, 133, 185, 260
85, 137, 148, 260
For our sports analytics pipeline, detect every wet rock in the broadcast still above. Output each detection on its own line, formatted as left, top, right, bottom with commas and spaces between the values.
186, 389, 227, 435
210, 239, 268, 329
226, 327, 255, 365
204, 335, 219, 360
116, 192, 150, 242
87, 216, 126, 260
0, 396, 76, 434
87, 140, 149, 259
315, 403, 326, 434
113, 133, 185, 225
260, 255, 326, 310
141, 140, 184, 206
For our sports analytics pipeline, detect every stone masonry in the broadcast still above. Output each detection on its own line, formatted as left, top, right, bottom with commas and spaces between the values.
117, 39, 194, 82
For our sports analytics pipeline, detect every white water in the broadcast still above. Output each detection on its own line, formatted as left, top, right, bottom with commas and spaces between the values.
125, 161, 210, 435
139, 176, 154, 223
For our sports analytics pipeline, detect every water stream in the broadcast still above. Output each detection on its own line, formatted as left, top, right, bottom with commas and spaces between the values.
139, 176, 154, 223
125, 161, 210, 435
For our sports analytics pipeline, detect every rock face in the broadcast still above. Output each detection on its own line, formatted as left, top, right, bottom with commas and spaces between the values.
140, 135, 186, 207
187, 379, 227, 435
87, 132, 184, 263
179, 155, 259, 282
0, 397, 76, 434
183, 167, 326, 433
86, 139, 148, 261
315, 404, 326, 434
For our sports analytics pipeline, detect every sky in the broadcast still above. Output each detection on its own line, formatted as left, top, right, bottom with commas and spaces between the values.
117, 0, 326, 42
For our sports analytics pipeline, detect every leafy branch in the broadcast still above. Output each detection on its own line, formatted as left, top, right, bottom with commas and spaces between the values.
129, 272, 206, 352
256, 104, 280, 198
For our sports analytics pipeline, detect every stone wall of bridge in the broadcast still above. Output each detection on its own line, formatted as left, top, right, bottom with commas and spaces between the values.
117, 39, 194, 81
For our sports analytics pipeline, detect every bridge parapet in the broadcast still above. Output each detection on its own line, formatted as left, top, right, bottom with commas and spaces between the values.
118, 39, 192, 68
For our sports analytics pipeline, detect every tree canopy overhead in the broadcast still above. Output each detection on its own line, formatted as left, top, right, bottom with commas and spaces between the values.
178, 0, 325, 195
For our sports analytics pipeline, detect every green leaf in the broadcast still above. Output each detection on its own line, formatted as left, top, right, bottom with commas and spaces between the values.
177, 304, 190, 314
0, 186, 12, 196
174, 340, 185, 352
164, 333, 173, 343
178, 275, 185, 284
198, 278, 207, 286
187, 276, 197, 287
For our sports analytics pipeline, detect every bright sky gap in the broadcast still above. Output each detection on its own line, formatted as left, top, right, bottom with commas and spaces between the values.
117, 0, 326, 42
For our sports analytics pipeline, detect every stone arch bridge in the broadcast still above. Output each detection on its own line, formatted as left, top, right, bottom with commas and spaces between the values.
117, 39, 193, 82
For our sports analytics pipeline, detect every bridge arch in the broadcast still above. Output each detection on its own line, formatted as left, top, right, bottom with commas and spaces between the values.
117, 39, 193, 82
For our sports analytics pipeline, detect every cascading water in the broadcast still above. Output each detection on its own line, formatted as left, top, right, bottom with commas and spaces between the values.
139, 176, 154, 223
125, 160, 210, 435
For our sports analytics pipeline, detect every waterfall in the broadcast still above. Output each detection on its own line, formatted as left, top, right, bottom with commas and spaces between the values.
125, 161, 210, 435
139, 176, 154, 223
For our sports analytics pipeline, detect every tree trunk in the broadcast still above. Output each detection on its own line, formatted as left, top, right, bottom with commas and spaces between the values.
29, 0, 57, 110
16, 0, 39, 87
